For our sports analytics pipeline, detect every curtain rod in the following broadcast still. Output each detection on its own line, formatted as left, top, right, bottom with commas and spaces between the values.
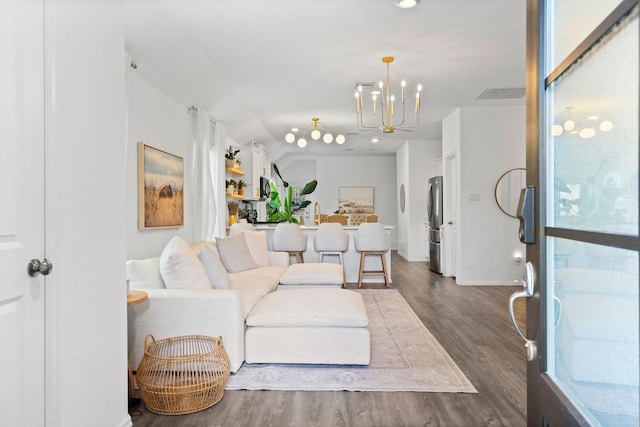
188, 106, 217, 125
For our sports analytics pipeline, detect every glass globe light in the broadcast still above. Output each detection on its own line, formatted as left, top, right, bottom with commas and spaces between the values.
323, 133, 333, 143
579, 128, 596, 139
600, 120, 613, 132
311, 129, 321, 140
297, 138, 307, 148
285, 133, 295, 143
336, 134, 346, 144
563, 119, 575, 131
551, 125, 564, 136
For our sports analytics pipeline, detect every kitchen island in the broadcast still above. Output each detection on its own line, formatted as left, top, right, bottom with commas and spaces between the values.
253, 224, 393, 284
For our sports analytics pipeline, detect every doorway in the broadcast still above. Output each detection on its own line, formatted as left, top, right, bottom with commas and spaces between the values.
526, 1, 639, 425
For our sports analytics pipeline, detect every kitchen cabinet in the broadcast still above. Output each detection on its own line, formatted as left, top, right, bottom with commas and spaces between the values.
239, 142, 271, 200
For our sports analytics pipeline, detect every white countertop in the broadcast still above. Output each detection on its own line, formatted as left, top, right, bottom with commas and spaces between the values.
253, 224, 394, 230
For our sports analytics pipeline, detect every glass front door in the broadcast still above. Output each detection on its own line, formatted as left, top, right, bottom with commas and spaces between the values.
527, 1, 639, 425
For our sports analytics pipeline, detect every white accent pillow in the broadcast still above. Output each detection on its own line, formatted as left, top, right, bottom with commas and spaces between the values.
231, 229, 270, 267
198, 246, 231, 289
159, 236, 211, 290
216, 233, 258, 273
126, 257, 164, 289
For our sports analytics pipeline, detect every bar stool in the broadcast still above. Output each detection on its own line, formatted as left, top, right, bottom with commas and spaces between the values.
229, 222, 256, 235
272, 223, 307, 263
354, 223, 390, 288
313, 223, 349, 265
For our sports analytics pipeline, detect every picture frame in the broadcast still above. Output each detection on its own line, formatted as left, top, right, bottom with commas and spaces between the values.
137, 142, 184, 229
338, 187, 374, 214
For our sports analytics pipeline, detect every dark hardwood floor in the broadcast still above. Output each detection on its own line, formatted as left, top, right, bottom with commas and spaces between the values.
129, 252, 527, 426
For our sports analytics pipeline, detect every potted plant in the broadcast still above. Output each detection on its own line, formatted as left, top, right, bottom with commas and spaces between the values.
228, 201, 239, 225
226, 179, 237, 195
267, 164, 317, 224
225, 145, 241, 169
237, 179, 247, 196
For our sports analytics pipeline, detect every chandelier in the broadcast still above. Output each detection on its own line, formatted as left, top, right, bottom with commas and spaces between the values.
355, 56, 422, 133
285, 118, 346, 148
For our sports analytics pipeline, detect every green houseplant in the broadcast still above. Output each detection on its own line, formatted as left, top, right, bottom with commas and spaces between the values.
237, 179, 247, 196
226, 179, 237, 195
267, 164, 317, 224
225, 145, 240, 168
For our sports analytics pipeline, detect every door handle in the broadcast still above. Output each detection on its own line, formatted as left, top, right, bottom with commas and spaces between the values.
28, 258, 53, 277
508, 262, 537, 361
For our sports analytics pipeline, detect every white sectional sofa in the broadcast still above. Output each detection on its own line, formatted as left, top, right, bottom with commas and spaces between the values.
127, 231, 290, 373
126, 229, 363, 374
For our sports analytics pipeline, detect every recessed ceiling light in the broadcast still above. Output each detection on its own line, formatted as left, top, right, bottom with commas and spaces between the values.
291, 127, 299, 132
395, 0, 420, 9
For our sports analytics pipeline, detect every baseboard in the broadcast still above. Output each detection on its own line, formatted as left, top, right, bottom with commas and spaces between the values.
116, 415, 133, 427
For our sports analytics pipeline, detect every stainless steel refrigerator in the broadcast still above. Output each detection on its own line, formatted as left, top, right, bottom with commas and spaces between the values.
427, 176, 443, 273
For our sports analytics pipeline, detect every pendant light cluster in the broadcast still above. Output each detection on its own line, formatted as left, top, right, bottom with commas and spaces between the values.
551, 107, 614, 139
285, 118, 346, 148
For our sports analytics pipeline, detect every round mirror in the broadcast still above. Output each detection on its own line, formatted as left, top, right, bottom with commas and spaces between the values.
400, 184, 406, 213
494, 168, 526, 218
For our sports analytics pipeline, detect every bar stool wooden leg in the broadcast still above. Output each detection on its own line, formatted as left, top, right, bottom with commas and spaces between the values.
358, 252, 366, 288
380, 252, 389, 287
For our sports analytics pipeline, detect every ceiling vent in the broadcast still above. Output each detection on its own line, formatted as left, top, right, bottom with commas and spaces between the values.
475, 87, 525, 100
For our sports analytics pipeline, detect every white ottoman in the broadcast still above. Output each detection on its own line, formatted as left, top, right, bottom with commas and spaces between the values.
245, 288, 370, 365
278, 263, 344, 289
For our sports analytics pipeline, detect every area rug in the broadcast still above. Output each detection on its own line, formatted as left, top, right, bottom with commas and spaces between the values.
225, 289, 477, 393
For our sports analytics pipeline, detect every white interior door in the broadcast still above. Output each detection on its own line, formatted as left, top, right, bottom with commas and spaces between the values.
443, 152, 458, 277
0, 0, 46, 425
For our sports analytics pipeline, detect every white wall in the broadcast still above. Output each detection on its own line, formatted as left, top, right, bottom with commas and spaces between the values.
45, 1, 130, 426
276, 154, 398, 248
396, 141, 442, 261
126, 73, 193, 259
444, 105, 526, 285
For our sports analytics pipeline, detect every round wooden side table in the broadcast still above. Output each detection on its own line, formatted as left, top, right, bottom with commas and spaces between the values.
127, 290, 148, 406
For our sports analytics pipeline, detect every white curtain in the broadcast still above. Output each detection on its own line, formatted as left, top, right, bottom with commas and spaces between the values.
190, 108, 217, 241
211, 122, 227, 237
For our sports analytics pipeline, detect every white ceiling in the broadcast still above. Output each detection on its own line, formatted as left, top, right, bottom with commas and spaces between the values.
124, 0, 526, 161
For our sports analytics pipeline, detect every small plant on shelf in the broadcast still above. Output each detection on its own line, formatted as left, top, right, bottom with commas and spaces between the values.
225, 146, 241, 168
226, 179, 237, 194
237, 180, 247, 196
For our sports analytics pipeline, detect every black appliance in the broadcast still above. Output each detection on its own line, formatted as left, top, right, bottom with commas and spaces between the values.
259, 176, 271, 199
427, 176, 443, 273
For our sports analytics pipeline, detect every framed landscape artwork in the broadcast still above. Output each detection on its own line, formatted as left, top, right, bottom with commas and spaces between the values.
137, 142, 184, 229
338, 187, 374, 214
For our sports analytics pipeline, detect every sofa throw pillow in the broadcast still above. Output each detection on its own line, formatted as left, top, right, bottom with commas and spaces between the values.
159, 236, 211, 290
126, 257, 164, 289
230, 229, 270, 267
216, 233, 258, 273
197, 246, 231, 289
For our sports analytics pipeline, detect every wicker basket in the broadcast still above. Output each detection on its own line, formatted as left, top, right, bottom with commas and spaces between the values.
136, 334, 230, 415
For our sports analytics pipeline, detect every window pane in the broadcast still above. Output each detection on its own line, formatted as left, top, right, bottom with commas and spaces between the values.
549, 0, 624, 70
548, 238, 639, 426
548, 12, 638, 234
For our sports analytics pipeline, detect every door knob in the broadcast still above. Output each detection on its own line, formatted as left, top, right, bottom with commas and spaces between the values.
27, 258, 53, 277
